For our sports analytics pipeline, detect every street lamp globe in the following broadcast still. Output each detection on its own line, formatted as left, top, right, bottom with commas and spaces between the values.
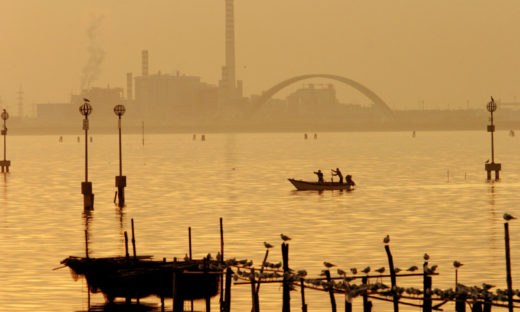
79, 100, 93, 117
487, 99, 497, 113
1, 109, 9, 121
113, 104, 126, 117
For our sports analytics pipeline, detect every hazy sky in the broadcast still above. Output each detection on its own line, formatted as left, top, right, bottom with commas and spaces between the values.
1, 0, 520, 113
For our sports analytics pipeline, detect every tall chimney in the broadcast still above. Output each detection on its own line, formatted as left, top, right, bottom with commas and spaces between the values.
220, 0, 236, 96
142, 50, 149, 77
126, 72, 133, 100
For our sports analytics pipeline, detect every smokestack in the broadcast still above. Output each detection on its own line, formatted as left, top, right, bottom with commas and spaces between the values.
142, 50, 149, 77
219, 0, 236, 96
126, 72, 133, 100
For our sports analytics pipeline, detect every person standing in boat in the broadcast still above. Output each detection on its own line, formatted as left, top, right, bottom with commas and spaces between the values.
345, 175, 356, 186
314, 169, 324, 183
331, 168, 343, 183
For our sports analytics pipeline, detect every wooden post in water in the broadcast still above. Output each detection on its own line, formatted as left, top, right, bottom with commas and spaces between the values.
504, 222, 514, 312
255, 249, 269, 295
220, 218, 224, 311
384, 245, 399, 312
250, 268, 259, 312
84, 230, 89, 258
224, 267, 233, 312
189, 227, 192, 260
362, 276, 372, 312
300, 278, 308, 312
282, 243, 291, 312
204, 257, 211, 312
423, 261, 432, 312
472, 301, 483, 312
124, 231, 129, 260
483, 301, 492, 312
325, 270, 337, 312
173, 257, 184, 312
455, 297, 466, 312
131, 219, 136, 259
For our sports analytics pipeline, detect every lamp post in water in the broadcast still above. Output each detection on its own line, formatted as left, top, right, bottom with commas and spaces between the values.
79, 99, 94, 210
114, 104, 126, 207
485, 97, 501, 181
0, 109, 10, 173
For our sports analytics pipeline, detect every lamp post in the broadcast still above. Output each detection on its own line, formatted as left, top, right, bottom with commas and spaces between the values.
0, 109, 10, 173
114, 104, 126, 207
485, 97, 501, 180
79, 99, 94, 210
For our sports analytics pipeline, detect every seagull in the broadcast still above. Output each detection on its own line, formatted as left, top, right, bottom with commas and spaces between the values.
482, 283, 495, 291
485, 159, 490, 164
361, 266, 370, 274
83, 98, 90, 102
407, 266, 418, 272
424, 253, 430, 261
350, 268, 358, 275
429, 265, 438, 273
453, 261, 463, 268
394, 267, 401, 273
337, 268, 346, 276
504, 213, 516, 221
280, 234, 291, 241
264, 242, 274, 249
375, 267, 385, 274
383, 235, 390, 244
323, 261, 335, 268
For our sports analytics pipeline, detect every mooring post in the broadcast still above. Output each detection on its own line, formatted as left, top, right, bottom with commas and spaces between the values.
325, 270, 337, 312
173, 257, 184, 312
131, 218, 136, 259
79, 99, 94, 210
300, 278, 308, 312
455, 297, 466, 312
504, 222, 514, 312
114, 104, 127, 207
362, 276, 372, 312
250, 268, 259, 312
485, 97, 501, 181
483, 301, 492, 312
282, 243, 291, 312
423, 261, 432, 312
224, 267, 233, 312
0, 109, 10, 173
189, 227, 192, 260
220, 218, 224, 311
384, 245, 399, 312
124, 231, 129, 260
203, 257, 211, 312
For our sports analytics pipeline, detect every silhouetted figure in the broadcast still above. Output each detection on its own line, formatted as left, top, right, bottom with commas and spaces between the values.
332, 168, 343, 183
201, 134, 206, 141
314, 169, 324, 183
346, 175, 356, 186
59, 136, 63, 143
193, 134, 196, 140
90, 136, 93, 143
304, 133, 308, 140
77, 136, 80, 143
314, 133, 317, 139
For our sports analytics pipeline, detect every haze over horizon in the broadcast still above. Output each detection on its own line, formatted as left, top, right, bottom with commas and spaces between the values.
1, 0, 520, 115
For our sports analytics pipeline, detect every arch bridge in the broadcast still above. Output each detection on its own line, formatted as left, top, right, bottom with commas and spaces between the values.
252, 74, 392, 114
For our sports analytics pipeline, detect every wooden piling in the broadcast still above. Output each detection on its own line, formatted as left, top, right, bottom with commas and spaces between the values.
224, 267, 233, 312
455, 297, 466, 312
483, 301, 492, 312
300, 278, 308, 312
362, 276, 372, 312
173, 257, 184, 312
131, 219, 136, 259
472, 301, 483, 312
255, 249, 270, 295
282, 243, 291, 312
220, 218, 224, 311
504, 222, 514, 312
384, 245, 399, 312
84, 229, 89, 258
325, 270, 337, 312
250, 268, 260, 312
124, 231, 129, 260
423, 262, 432, 312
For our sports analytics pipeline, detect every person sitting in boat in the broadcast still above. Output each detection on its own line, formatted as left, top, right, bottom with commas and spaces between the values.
331, 168, 343, 183
314, 169, 324, 183
345, 175, 356, 186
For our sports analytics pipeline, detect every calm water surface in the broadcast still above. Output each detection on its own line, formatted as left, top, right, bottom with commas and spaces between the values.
1, 131, 520, 311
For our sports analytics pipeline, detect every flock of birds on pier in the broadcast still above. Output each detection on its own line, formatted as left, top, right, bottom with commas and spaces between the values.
222, 213, 520, 305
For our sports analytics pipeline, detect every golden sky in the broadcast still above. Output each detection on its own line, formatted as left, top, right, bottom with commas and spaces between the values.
1, 0, 520, 112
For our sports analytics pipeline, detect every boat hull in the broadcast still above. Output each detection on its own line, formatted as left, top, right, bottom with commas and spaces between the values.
288, 179, 354, 191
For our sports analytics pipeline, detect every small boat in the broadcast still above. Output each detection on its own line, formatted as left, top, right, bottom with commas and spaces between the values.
288, 178, 354, 191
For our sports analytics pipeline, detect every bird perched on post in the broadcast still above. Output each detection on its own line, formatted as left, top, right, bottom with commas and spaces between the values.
350, 268, 358, 275
375, 267, 385, 274
453, 260, 463, 268
323, 261, 335, 268
383, 235, 390, 244
264, 242, 273, 249
394, 267, 401, 273
407, 265, 418, 272
503, 213, 516, 221
361, 266, 371, 274
337, 268, 346, 276
423, 253, 430, 261
280, 234, 291, 241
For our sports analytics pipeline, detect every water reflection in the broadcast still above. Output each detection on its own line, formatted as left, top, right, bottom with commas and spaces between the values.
83, 210, 93, 257
78, 302, 159, 312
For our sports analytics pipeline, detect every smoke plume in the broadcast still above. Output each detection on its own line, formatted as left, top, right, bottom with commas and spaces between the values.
80, 15, 105, 91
